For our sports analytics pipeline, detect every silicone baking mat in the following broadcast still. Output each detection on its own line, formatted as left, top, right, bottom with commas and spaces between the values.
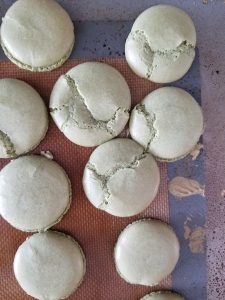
0, 2, 209, 299
0, 59, 171, 300
0, 52, 206, 300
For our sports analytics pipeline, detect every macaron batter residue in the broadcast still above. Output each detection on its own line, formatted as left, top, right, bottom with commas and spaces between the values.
184, 218, 206, 253
169, 176, 205, 198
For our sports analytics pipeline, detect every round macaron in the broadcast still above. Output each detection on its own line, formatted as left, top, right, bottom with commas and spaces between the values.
140, 291, 185, 300
0, 78, 48, 158
14, 231, 86, 300
0, 0, 74, 71
0, 155, 71, 232
83, 138, 160, 217
114, 219, 180, 286
50, 62, 131, 147
125, 5, 196, 83
129, 87, 204, 161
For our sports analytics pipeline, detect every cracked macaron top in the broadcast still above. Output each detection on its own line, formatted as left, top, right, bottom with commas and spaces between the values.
0, 78, 48, 158
50, 62, 131, 147
125, 5, 196, 83
0, 155, 72, 232
14, 231, 86, 300
129, 87, 204, 162
114, 219, 180, 286
0, 0, 74, 71
82, 138, 160, 217
140, 291, 185, 300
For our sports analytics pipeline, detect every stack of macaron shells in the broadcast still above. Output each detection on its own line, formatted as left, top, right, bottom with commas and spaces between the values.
0, 1, 204, 299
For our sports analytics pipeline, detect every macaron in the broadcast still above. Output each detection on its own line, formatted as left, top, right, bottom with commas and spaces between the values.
14, 231, 86, 300
140, 291, 185, 300
125, 5, 196, 83
129, 87, 204, 161
114, 219, 180, 286
83, 138, 160, 217
0, 155, 71, 232
50, 62, 131, 147
0, 0, 74, 71
0, 78, 48, 158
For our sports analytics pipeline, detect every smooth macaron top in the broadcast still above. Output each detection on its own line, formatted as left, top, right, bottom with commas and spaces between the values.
0, 0, 74, 70
114, 219, 180, 286
129, 87, 203, 161
14, 231, 86, 300
50, 62, 131, 147
0, 78, 48, 158
125, 5, 196, 83
83, 138, 160, 217
0, 155, 71, 232
141, 291, 185, 300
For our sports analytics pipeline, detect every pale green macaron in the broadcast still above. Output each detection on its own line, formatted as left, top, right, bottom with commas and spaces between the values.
114, 219, 180, 286
50, 62, 131, 147
125, 5, 196, 83
14, 231, 86, 300
0, 0, 74, 71
83, 138, 160, 217
140, 291, 185, 300
0, 155, 72, 232
0, 78, 48, 158
129, 87, 204, 162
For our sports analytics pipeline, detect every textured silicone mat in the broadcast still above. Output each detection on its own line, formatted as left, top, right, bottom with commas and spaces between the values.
0, 58, 171, 300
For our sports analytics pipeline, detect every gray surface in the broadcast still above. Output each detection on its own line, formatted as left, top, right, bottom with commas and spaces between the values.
0, 0, 218, 21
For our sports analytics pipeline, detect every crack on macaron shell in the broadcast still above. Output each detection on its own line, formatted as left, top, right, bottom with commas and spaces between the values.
85, 163, 111, 206
0, 129, 16, 157
86, 152, 147, 209
134, 104, 158, 152
50, 74, 129, 134
129, 30, 195, 79
129, 31, 154, 78
0, 40, 74, 72
132, 104, 198, 162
